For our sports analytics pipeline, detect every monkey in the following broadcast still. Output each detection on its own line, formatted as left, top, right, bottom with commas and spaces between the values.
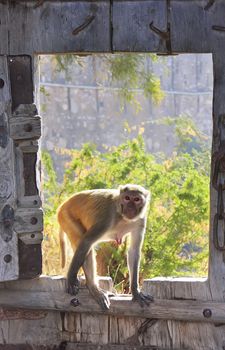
57, 184, 153, 310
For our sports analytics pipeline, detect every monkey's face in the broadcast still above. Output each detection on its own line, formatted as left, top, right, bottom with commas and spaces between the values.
120, 190, 146, 220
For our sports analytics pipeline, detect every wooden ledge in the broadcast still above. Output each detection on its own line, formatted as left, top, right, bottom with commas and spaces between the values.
0, 281, 223, 323
0, 289, 223, 323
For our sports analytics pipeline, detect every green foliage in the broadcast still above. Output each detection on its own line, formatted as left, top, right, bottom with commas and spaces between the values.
162, 116, 210, 154
52, 53, 164, 111
54, 54, 85, 72
106, 54, 164, 111
42, 123, 210, 289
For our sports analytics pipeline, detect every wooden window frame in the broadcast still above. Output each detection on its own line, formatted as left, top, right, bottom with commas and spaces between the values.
0, 0, 225, 324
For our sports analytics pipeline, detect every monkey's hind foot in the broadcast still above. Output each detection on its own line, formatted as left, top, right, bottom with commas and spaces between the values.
89, 286, 111, 310
67, 277, 80, 295
132, 291, 154, 307
99, 287, 115, 298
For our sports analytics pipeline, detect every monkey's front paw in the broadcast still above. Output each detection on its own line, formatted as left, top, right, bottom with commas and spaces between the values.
89, 286, 111, 310
132, 291, 154, 307
67, 277, 80, 295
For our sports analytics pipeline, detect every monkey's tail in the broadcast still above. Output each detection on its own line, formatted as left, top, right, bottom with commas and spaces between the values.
59, 227, 66, 269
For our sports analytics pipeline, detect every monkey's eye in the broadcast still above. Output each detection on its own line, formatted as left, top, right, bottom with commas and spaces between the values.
125, 196, 130, 201
134, 197, 140, 202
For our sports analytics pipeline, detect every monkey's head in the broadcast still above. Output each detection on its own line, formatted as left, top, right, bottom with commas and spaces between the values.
118, 184, 150, 221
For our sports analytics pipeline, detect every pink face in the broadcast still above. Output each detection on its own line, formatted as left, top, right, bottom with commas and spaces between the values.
120, 190, 145, 220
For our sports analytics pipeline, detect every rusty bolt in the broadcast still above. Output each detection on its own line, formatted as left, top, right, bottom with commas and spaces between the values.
30, 217, 38, 225
70, 298, 80, 307
4, 254, 12, 263
24, 123, 33, 132
203, 308, 212, 318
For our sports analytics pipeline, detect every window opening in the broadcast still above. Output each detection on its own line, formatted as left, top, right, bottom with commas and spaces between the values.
39, 53, 212, 292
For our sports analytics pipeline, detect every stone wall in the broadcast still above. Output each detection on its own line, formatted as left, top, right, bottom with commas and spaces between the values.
39, 54, 213, 179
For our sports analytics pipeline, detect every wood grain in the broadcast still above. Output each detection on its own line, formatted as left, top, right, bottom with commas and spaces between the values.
0, 56, 19, 282
112, 0, 167, 53
207, 53, 225, 301
9, 116, 41, 141
1, 1, 225, 55
0, 287, 225, 323
0, 277, 225, 348
1, 1, 111, 55
14, 208, 43, 234
170, 0, 225, 53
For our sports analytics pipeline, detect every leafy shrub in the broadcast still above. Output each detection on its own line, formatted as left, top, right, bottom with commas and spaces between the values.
42, 131, 210, 291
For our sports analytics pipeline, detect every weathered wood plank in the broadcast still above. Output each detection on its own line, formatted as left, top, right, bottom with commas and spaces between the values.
112, 0, 167, 53
66, 344, 175, 350
4, 275, 113, 292
2, 0, 225, 55
0, 56, 19, 282
143, 319, 224, 350
15, 141, 41, 208
9, 116, 41, 141
80, 313, 109, 344
171, 0, 211, 53
0, 312, 61, 347
207, 53, 225, 301
0, 278, 224, 349
0, 344, 178, 350
113, 316, 143, 345
8, 57, 34, 111
171, 0, 225, 53
14, 208, 43, 234
2, 1, 110, 55
18, 241, 42, 279
18, 233, 42, 245
8, 56, 43, 280
142, 278, 225, 349
0, 4, 9, 55
63, 313, 82, 342
143, 277, 212, 301
0, 287, 225, 323
13, 104, 38, 118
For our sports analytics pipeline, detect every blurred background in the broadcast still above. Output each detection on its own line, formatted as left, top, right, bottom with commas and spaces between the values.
40, 53, 212, 291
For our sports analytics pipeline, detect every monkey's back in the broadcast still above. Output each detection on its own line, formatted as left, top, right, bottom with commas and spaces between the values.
57, 189, 118, 231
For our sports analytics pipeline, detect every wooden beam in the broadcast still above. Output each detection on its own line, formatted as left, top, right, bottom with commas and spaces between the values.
112, 0, 167, 53
1, 0, 225, 54
0, 344, 171, 350
65, 344, 173, 350
171, 0, 225, 53
0, 287, 224, 323
0, 1, 111, 55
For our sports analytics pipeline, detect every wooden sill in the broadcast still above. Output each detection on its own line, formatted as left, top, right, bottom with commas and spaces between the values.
0, 276, 222, 323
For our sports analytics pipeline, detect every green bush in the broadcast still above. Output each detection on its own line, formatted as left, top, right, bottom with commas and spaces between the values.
42, 131, 210, 291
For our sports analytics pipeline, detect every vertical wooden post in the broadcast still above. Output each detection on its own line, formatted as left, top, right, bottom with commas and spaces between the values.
0, 56, 19, 281
208, 53, 225, 300
8, 55, 43, 280
0, 55, 42, 282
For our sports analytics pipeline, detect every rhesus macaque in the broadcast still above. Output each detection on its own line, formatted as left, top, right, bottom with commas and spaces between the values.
57, 184, 153, 310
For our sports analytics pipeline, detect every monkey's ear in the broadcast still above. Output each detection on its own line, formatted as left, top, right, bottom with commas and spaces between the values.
119, 185, 129, 193
144, 189, 151, 200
